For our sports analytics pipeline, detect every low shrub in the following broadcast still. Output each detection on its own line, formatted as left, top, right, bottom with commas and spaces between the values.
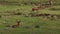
49, 8, 60, 11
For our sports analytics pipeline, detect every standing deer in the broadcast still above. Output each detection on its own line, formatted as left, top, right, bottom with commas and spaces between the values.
48, 0, 53, 6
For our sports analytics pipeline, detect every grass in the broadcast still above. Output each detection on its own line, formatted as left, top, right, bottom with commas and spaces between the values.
0, 5, 60, 34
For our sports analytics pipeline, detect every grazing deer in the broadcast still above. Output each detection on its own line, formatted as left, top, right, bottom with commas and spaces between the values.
32, 7, 39, 11
32, 4, 46, 11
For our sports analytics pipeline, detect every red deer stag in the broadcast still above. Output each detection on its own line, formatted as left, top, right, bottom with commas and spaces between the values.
12, 20, 21, 28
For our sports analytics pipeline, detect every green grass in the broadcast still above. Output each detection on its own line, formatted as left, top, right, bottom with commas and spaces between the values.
0, 5, 60, 34
0, 16, 60, 34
